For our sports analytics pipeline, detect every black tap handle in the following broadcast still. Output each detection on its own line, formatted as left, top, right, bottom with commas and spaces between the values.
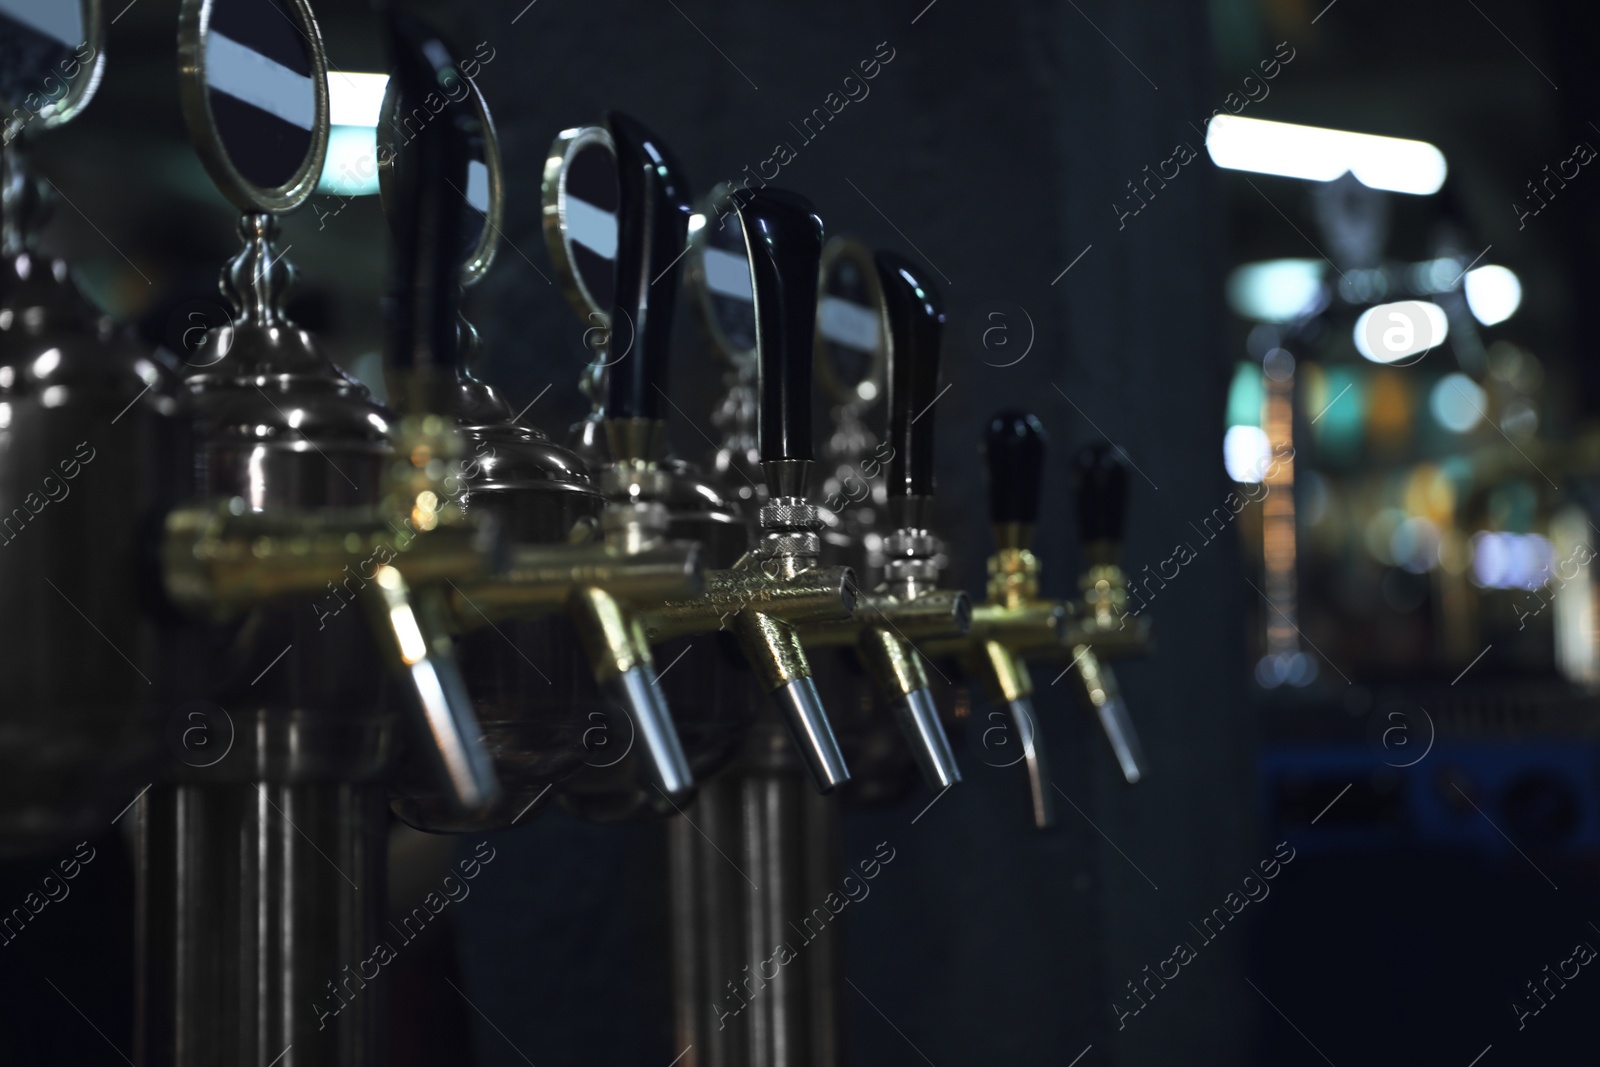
384, 14, 469, 379
876, 251, 944, 500
604, 111, 692, 421
984, 410, 1047, 524
733, 189, 823, 464
1074, 442, 1128, 548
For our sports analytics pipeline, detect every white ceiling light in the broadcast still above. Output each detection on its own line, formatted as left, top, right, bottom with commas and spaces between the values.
327, 72, 389, 128
1353, 301, 1449, 364
318, 126, 381, 196
317, 73, 390, 197
1463, 265, 1522, 326
1206, 115, 1447, 195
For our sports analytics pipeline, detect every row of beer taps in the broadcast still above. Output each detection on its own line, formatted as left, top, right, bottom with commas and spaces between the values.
0, 3, 1152, 1064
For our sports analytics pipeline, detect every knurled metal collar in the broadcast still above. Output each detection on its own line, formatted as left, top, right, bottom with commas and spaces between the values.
759, 497, 820, 532
753, 530, 821, 559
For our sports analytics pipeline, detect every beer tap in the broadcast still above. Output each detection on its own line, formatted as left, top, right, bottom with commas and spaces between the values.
685, 183, 764, 511
543, 131, 756, 821
0, 0, 177, 852
542, 119, 854, 794
792, 250, 967, 792
373, 60, 701, 826
138, 8, 502, 1064
1063, 440, 1150, 784
930, 416, 1149, 827
639, 187, 856, 792
933, 411, 1066, 826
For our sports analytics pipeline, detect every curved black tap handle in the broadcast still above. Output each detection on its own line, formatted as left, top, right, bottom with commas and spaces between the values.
384, 13, 470, 383
984, 410, 1047, 525
1074, 442, 1128, 551
876, 251, 944, 501
733, 189, 824, 466
604, 111, 692, 421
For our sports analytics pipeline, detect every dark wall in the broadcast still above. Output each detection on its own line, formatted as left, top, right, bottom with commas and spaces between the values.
433, 1, 1252, 1064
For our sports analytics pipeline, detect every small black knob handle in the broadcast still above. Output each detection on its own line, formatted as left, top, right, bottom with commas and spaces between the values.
383, 14, 469, 378
604, 111, 692, 421
876, 251, 943, 501
1074, 442, 1128, 549
733, 189, 824, 464
984, 411, 1047, 524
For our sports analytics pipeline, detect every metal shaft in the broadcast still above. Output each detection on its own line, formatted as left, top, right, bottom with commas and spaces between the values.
669, 720, 840, 1067
1006, 697, 1055, 828
769, 676, 850, 793
136, 783, 388, 1067
891, 688, 962, 792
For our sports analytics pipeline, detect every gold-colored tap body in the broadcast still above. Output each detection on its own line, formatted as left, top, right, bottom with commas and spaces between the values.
951, 533, 1152, 796
926, 542, 1061, 702
639, 550, 855, 695
935, 535, 1152, 700
453, 533, 702, 689
796, 586, 967, 701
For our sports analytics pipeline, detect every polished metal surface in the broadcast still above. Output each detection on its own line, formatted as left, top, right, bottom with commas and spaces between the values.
0, 143, 178, 852
607, 662, 693, 798
176, 0, 330, 216
1070, 644, 1148, 784
394, 324, 604, 831
769, 676, 849, 793
135, 781, 388, 1067
140, 16, 503, 1059
141, 215, 404, 1067
0, 4, 180, 852
889, 688, 960, 791
669, 717, 840, 1067
372, 570, 499, 809
539, 116, 762, 821
1005, 697, 1054, 828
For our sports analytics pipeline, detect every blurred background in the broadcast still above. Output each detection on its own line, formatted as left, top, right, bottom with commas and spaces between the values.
5, 0, 1600, 1063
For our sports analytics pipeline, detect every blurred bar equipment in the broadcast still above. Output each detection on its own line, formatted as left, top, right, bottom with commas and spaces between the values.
137, 8, 503, 1064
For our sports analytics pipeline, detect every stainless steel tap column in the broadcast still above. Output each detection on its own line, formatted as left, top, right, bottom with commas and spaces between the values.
0, 0, 177, 853
541, 119, 754, 821
138, 9, 498, 1065
377, 58, 601, 832
669, 735, 840, 1067
667, 190, 847, 1067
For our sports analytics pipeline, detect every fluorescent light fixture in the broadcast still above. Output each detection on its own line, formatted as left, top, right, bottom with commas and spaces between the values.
703, 247, 754, 301
327, 72, 389, 127
818, 295, 880, 351
566, 198, 617, 260
1206, 115, 1447, 195
0, 0, 83, 47
1353, 300, 1449, 364
1226, 258, 1324, 322
318, 125, 381, 196
315, 72, 390, 197
466, 160, 489, 213
1463, 264, 1522, 326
